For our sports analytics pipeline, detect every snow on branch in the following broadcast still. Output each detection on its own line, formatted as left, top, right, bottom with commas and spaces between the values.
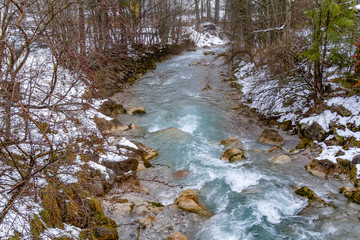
251, 23, 286, 34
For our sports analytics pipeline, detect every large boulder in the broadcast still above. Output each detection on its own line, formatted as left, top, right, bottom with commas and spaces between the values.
220, 137, 244, 149
269, 155, 292, 164
168, 232, 188, 240
305, 159, 335, 179
298, 122, 328, 142
174, 189, 213, 217
126, 106, 146, 115
258, 129, 284, 145
221, 147, 246, 162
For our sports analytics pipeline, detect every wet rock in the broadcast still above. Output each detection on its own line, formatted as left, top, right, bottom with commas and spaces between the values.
174, 189, 213, 217
295, 186, 326, 204
92, 226, 119, 240
340, 187, 360, 204
126, 106, 146, 115
132, 141, 159, 161
221, 147, 246, 162
298, 122, 328, 142
203, 51, 215, 55
139, 215, 157, 227
330, 104, 352, 117
305, 159, 335, 179
115, 172, 149, 193
129, 123, 139, 130
269, 154, 292, 164
94, 116, 130, 134
174, 169, 191, 179
102, 158, 138, 176
99, 100, 125, 118
168, 232, 188, 240
102, 198, 134, 216
189, 61, 202, 66
133, 201, 164, 215
203, 85, 212, 90
152, 127, 192, 142
258, 129, 284, 145
220, 137, 244, 149
267, 146, 282, 153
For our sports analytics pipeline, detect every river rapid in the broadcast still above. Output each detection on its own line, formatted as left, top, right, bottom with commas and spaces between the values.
113, 47, 360, 240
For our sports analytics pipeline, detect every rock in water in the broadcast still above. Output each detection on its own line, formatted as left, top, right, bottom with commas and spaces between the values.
220, 137, 244, 149
221, 147, 246, 162
295, 186, 326, 204
168, 232, 188, 240
152, 127, 192, 142
174, 169, 191, 179
340, 187, 360, 204
203, 51, 215, 55
174, 189, 213, 217
269, 154, 292, 164
258, 129, 284, 145
203, 85, 212, 90
126, 106, 146, 115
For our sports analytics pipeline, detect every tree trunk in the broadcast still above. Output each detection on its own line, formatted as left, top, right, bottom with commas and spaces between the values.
195, 0, 200, 29
215, 0, 220, 23
207, 0, 211, 20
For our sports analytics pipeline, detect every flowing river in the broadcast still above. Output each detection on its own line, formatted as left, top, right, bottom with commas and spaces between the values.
114, 47, 360, 239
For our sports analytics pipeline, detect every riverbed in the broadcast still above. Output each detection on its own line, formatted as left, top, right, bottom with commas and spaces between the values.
113, 47, 360, 240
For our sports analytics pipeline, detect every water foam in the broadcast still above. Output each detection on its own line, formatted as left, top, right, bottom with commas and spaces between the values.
225, 169, 263, 193
177, 114, 199, 134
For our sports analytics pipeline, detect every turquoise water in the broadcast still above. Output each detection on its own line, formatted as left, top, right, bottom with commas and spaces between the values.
116, 48, 360, 239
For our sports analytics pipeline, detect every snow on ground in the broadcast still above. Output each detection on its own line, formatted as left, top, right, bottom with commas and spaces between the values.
234, 58, 360, 174
0, 46, 138, 238
188, 24, 228, 47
